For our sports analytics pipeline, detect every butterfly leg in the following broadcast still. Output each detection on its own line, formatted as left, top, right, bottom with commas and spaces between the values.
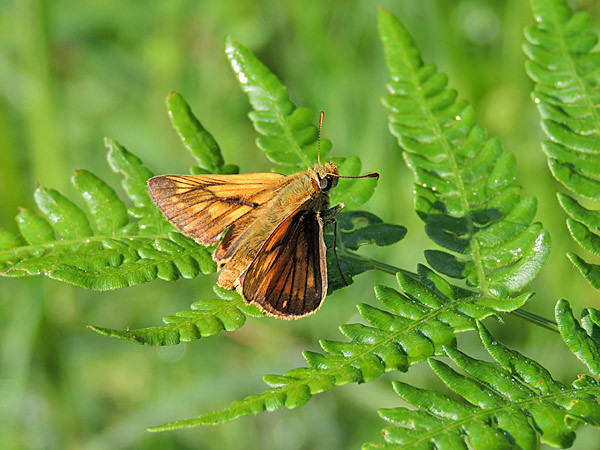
324, 202, 345, 221
323, 203, 348, 287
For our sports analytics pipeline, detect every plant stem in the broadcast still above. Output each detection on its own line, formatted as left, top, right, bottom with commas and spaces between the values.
510, 308, 558, 333
357, 253, 559, 333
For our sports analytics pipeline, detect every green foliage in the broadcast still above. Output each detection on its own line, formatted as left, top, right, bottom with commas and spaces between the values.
136, 6, 557, 436
148, 269, 531, 431
27, 37, 404, 344
366, 309, 600, 449
3, 1, 600, 448
379, 9, 550, 299
166, 92, 240, 176
0, 139, 216, 290
556, 299, 600, 377
524, 0, 600, 289
90, 286, 263, 345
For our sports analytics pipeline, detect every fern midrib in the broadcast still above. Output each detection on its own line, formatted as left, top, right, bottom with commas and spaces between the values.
394, 384, 600, 447
546, 6, 600, 144
142, 295, 246, 337
78, 243, 204, 277
314, 293, 492, 377
411, 86, 488, 294
0, 233, 200, 272
338, 249, 415, 278
274, 108, 311, 168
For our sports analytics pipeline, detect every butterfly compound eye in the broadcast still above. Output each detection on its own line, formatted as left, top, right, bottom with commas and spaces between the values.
319, 175, 334, 192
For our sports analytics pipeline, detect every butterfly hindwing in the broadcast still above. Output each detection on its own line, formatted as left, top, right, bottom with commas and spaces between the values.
147, 173, 285, 246
240, 209, 327, 318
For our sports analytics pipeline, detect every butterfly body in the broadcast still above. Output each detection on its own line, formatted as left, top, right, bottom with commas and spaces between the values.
148, 161, 341, 319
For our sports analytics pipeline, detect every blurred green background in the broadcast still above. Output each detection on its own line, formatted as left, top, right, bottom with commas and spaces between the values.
1, 0, 600, 448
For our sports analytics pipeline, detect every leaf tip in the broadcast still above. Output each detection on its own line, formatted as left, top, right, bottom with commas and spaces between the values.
224, 35, 235, 49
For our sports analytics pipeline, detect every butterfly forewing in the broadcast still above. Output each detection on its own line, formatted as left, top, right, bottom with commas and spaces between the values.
240, 209, 327, 318
148, 173, 284, 246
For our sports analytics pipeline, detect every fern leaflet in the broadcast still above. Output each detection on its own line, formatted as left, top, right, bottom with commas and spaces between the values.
89, 286, 263, 345
379, 7, 550, 299
524, 0, 600, 289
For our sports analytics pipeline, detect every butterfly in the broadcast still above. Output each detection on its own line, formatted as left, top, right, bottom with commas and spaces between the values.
148, 112, 377, 319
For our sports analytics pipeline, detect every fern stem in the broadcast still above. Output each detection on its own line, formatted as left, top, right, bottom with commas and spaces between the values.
358, 254, 559, 333
340, 250, 414, 278
511, 308, 558, 333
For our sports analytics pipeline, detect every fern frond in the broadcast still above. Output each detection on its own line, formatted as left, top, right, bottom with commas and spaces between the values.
379, 8, 550, 298
148, 268, 531, 431
366, 315, 600, 449
166, 91, 240, 176
0, 139, 215, 290
89, 286, 263, 345
524, 0, 600, 289
225, 37, 377, 210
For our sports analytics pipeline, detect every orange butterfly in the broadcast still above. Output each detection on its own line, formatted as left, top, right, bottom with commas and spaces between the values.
148, 113, 377, 319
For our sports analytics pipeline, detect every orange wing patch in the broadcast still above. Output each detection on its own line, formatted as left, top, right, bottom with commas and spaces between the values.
148, 173, 284, 246
239, 209, 327, 318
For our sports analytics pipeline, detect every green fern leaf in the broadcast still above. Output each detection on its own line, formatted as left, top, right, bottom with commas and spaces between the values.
225, 36, 377, 210
556, 299, 600, 377
366, 317, 600, 449
105, 137, 170, 235
89, 286, 263, 345
148, 268, 531, 431
379, 8, 550, 298
524, 0, 600, 290
0, 139, 215, 289
166, 91, 239, 175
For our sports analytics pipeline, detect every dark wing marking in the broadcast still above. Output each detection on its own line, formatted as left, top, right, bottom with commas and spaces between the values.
147, 173, 284, 246
240, 209, 327, 319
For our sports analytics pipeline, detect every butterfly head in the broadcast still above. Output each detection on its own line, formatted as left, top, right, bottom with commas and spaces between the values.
313, 111, 379, 193
311, 161, 339, 193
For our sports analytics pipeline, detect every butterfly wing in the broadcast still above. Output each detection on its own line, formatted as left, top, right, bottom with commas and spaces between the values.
239, 209, 327, 319
148, 173, 285, 246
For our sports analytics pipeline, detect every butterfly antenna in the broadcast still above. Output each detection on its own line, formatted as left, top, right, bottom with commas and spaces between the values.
318, 110, 324, 165
334, 172, 380, 180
